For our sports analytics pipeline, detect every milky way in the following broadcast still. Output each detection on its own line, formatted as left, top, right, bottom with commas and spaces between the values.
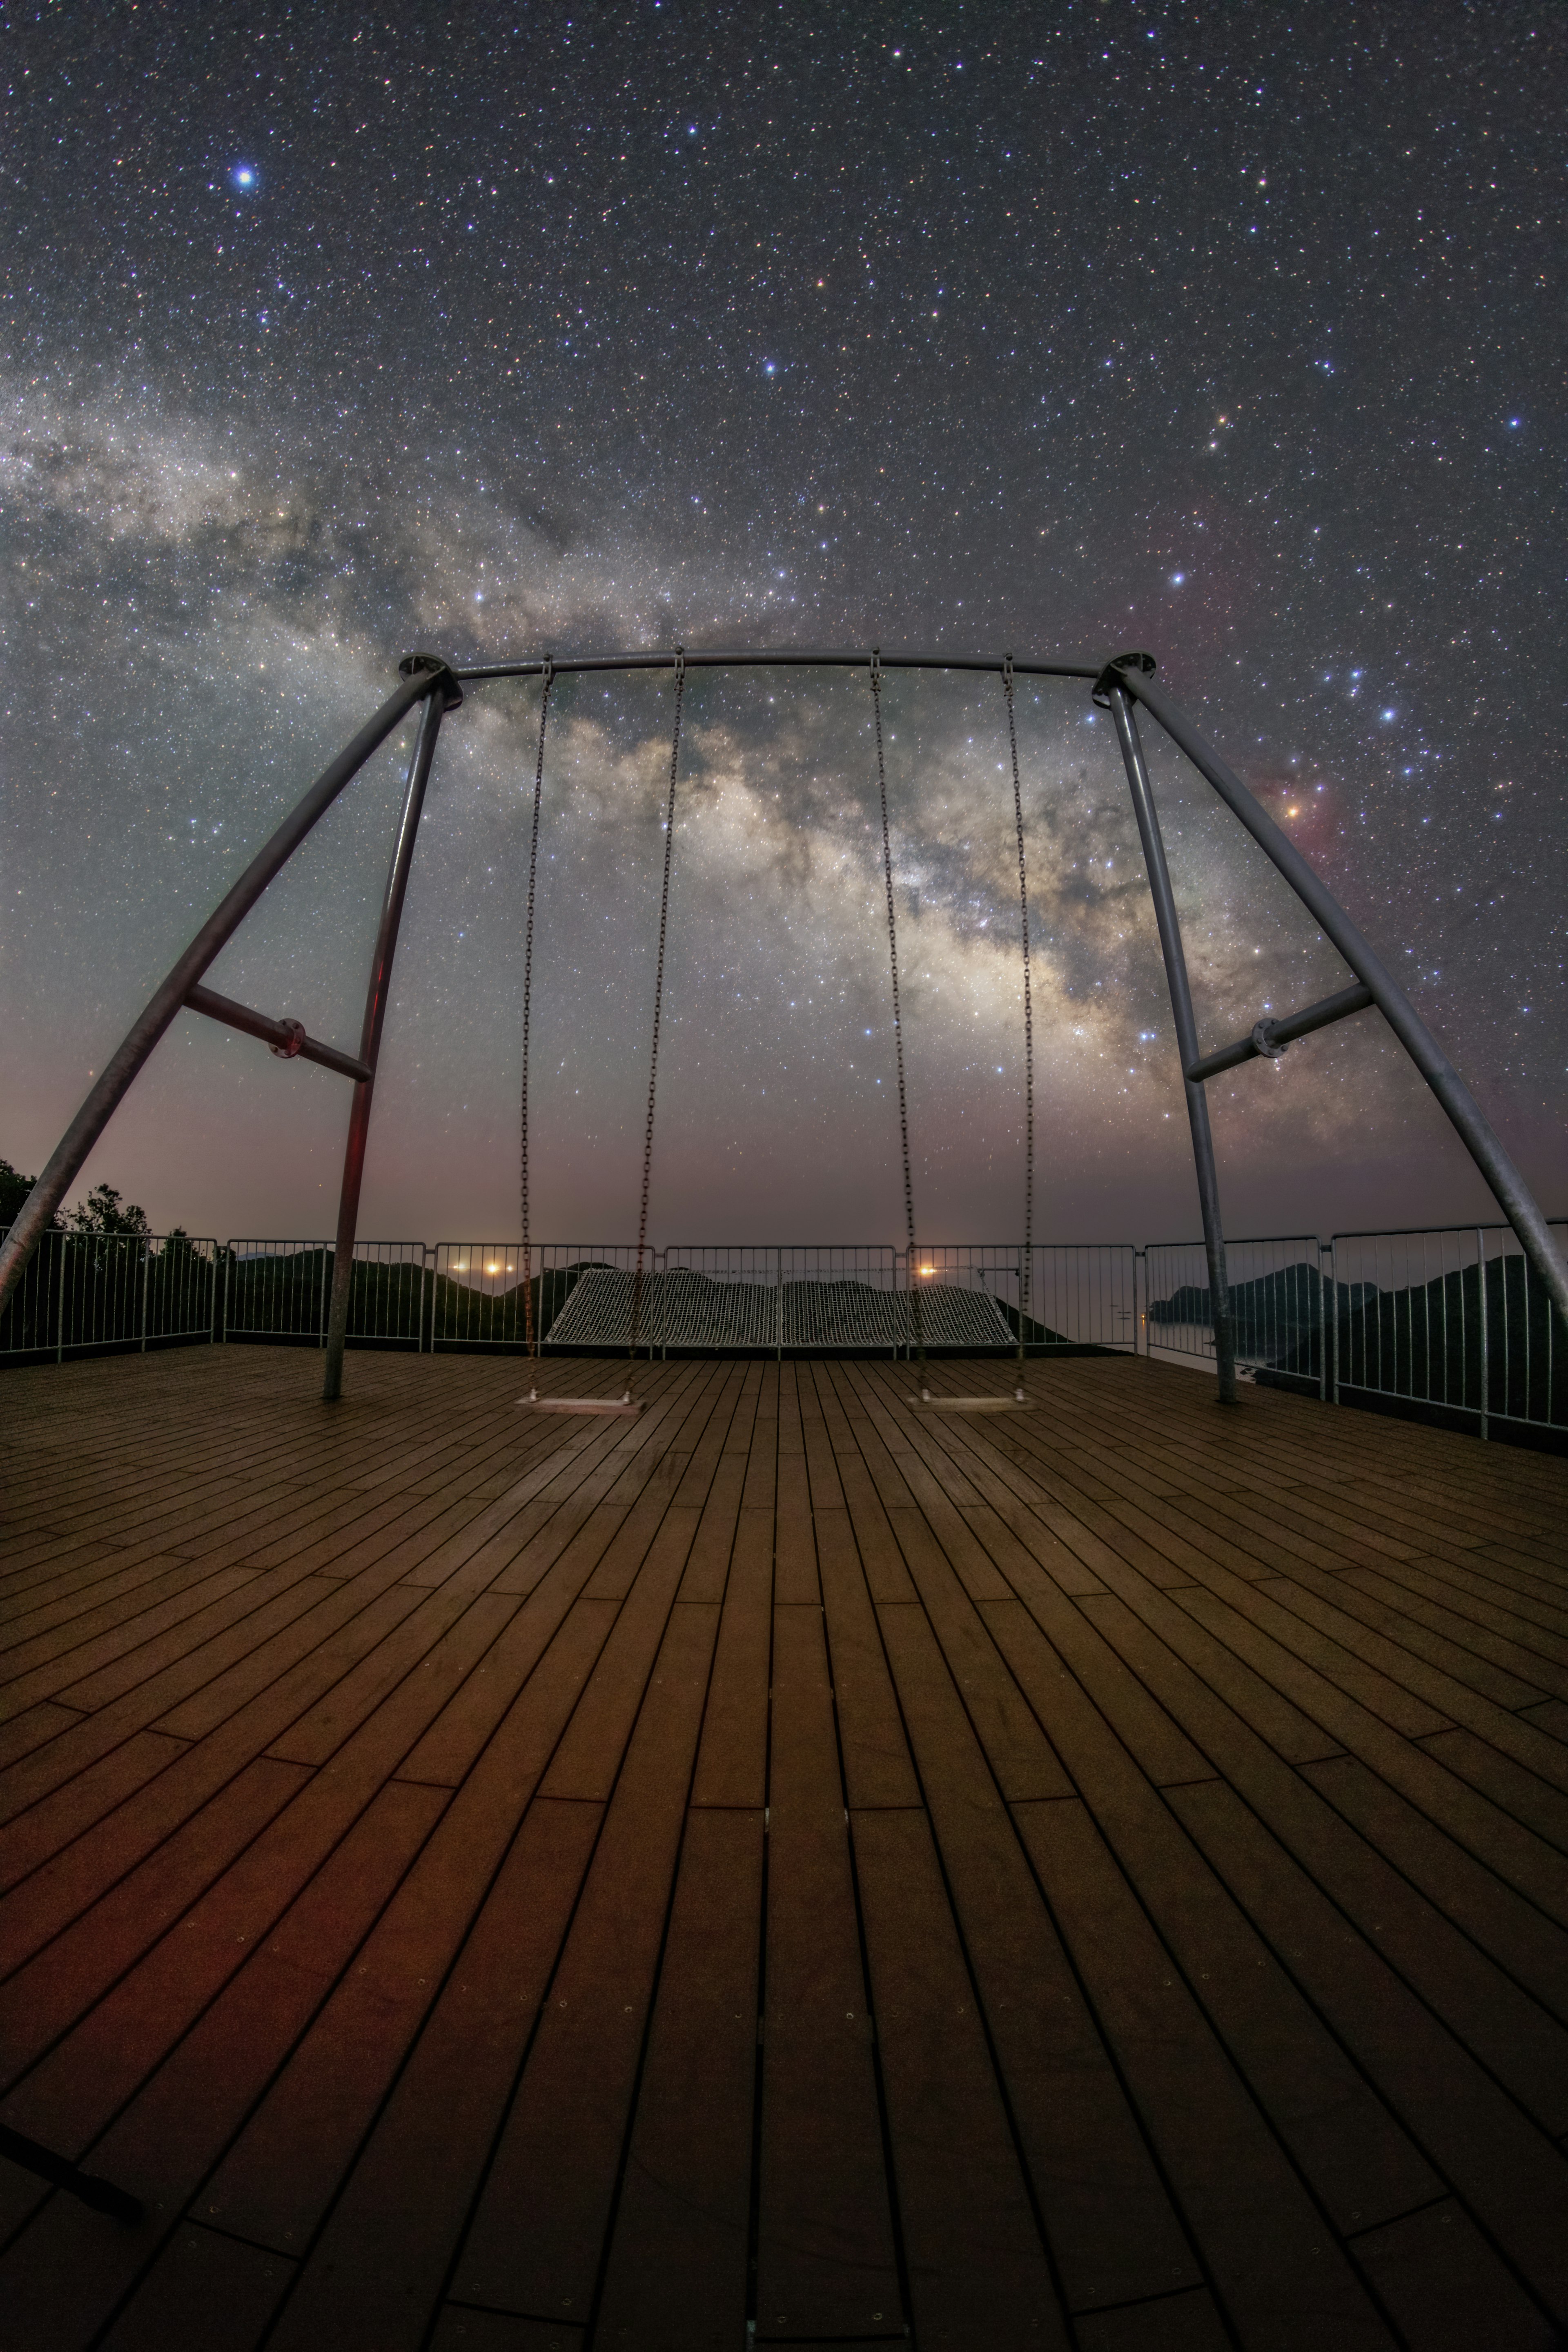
2, 3, 1561, 1249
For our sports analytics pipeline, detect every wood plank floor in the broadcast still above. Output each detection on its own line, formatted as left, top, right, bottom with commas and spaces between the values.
2, 1343, 1567, 2352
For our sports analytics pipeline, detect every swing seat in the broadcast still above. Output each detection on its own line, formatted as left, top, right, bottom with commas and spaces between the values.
520, 1389, 643, 1416
909, 1391, 1034, 1412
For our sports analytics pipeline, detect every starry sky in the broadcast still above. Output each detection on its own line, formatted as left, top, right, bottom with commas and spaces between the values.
2, 1, 1561, 1251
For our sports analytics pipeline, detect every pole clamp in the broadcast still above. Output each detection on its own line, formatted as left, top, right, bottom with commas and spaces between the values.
397, 652, 464, 711
269, 1018, 307, 1061
1091, 648, 1157, 710
673, 646, 685, 686
1251, 1019, 1286, 1060
869, 646, 882, 693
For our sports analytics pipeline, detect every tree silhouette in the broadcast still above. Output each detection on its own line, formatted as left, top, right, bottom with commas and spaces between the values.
0, 1159, 49, 1229
67, 1184, 150, 1237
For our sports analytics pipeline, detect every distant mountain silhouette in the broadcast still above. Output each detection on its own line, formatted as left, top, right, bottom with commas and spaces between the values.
1148, 1254, 1565, 1429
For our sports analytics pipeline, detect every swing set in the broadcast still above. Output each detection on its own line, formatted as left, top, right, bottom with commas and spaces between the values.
2, 647, 1561, 1419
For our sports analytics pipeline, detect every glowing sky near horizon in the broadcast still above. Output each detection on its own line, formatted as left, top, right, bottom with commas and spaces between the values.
1, 2, 1561, 1246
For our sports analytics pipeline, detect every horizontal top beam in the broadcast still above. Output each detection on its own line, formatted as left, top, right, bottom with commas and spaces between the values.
450, 645, 1105, 685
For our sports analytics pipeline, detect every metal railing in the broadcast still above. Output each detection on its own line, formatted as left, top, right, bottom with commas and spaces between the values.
1029, 1244, 1141, 1352
0, 1229, 221, 1363
223, 1239, 429, 1348
906, 1243, 1139, 1354
222, 1240, 332, 1345
1327, 1223, 1568, 1439
429, 1243, 635, 1350
1144, 1234, 1327, 1390
5, 1224, 1564, 1444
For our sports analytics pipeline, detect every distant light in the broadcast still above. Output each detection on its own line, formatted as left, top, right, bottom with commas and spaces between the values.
919, 1265, 935, 1276
1171, 572, 1185, 586
232, 166, 256, 188
1381, 708, 1396, 721
763, 360, 776, 374
1509, 417, 1521, 428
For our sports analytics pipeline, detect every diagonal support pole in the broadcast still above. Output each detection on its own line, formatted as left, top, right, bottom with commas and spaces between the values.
0, 662, 452, 1327
1106, 679, 1238, 1403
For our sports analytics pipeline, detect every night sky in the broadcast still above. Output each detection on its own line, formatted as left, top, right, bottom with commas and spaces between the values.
2, 2, 1561, 1252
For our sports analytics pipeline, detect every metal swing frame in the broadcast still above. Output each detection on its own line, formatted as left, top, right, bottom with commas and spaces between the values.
2, 644, 1562, 1412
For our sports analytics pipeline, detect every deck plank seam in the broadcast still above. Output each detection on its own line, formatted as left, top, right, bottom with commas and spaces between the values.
823, 1358, 1221, 2330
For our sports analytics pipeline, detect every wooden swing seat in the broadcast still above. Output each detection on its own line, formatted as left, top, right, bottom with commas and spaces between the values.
909, 1391, 1034, 1412
520, 1390, 643, 1416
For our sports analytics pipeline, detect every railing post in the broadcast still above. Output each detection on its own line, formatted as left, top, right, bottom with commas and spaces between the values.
139, 1241, 150, 1352
1330, 1237, 1341, 1405
1317, 1240, 1327, 1402
56, 1232, 68, 1365
1477, 1226, 1489, 1442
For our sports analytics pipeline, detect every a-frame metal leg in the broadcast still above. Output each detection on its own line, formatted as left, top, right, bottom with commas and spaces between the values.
322, 688, 449, 1403
0, 666, 447, 1327
1114, 656, 1568, 1334
1107, 681, 1238, 1404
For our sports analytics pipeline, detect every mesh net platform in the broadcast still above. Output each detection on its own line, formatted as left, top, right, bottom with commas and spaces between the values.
543, 1264, 1014, 1351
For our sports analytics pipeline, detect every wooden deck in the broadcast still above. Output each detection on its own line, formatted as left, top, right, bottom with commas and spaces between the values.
2, 1347, 1567, 2352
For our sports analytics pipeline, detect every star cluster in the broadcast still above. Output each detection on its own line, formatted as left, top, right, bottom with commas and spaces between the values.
1, 2, 1560, 1244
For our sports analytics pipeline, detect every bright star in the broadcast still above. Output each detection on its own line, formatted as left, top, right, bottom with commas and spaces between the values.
232, 166, 256, 189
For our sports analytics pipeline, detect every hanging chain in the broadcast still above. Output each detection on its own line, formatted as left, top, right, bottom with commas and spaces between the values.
520, 657, 553, 1359
630, 648, 684, 1365
1004, 654, 1035, 1391
871, 650, 925, 1377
